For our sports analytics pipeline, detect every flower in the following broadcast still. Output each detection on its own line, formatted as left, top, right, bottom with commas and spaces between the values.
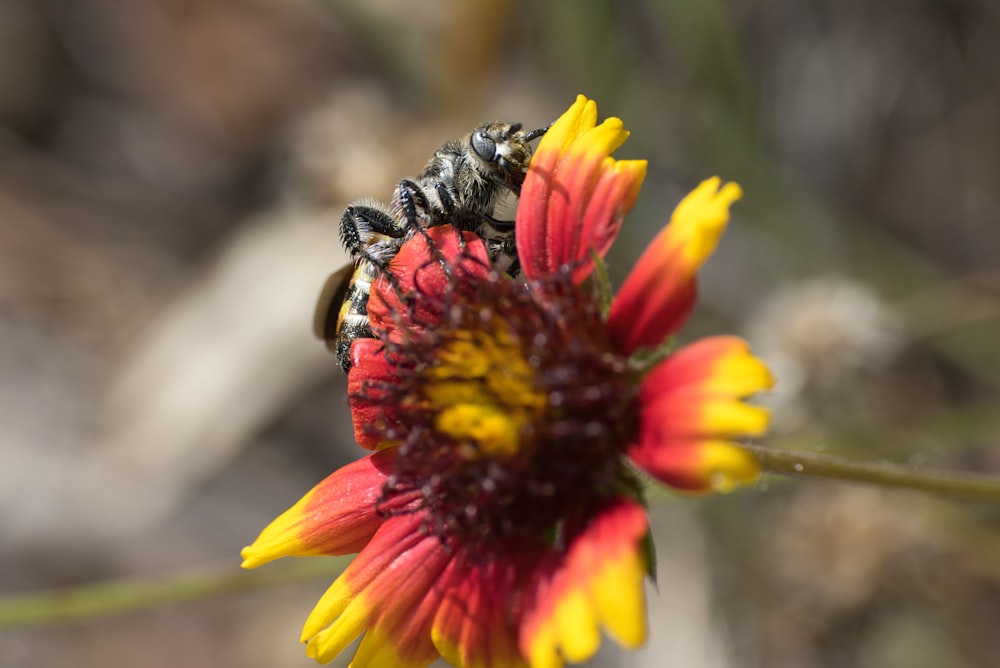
242, 95, 774, 667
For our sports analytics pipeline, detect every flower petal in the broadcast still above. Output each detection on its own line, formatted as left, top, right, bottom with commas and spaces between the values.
521, 499, 648, 668
517, 95, 646, 283
631, 439, 762, 493
348, 338, 402, 450
368, 226, 493, 339
351, 575, 449, 668
608, 178, 742, 354
432, 556, 531, 668
629, 336, 774, 492
536, 94, 598, 159
240, 449, 403, 569
302, 513, 451, 666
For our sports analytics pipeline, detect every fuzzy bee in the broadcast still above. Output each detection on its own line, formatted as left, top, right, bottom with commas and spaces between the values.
314, 120, 548, 371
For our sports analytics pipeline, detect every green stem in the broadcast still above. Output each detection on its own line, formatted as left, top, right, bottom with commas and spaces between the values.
0, 557, 347, 629
749, 445, 1000, 501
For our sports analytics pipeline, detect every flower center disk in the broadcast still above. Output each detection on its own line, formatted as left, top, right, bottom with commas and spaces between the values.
371, 269, 640, 556
426, 323, 546, 460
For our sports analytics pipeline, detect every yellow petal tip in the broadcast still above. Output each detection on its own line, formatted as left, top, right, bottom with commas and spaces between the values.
240, 546, 264, 570
701, 442, 761, 492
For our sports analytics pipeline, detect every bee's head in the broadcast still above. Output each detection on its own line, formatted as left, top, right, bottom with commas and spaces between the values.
470, 122, 547, 186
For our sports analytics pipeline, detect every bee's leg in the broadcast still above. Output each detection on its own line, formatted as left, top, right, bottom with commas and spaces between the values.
340, 203, 408, 267
396, 179, 431, 229
434, 182, 457, 217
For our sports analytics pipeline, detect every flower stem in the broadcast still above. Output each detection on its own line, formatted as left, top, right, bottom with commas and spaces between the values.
0, 557, 348, 629
749, 445, 1000, 501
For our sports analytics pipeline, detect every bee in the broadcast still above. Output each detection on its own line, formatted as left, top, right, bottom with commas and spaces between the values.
397, 121, 546, 273
313, 199, 407, 369
314, 120, 548, 371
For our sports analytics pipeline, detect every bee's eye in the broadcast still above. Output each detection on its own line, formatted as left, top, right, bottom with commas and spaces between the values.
471, 131, 497, 161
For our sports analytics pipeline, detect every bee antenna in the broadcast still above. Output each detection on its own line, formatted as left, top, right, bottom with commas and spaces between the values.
526, 124, 551, 141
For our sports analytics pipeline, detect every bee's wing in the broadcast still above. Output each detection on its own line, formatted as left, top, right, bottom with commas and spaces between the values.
313, 263, 355, 349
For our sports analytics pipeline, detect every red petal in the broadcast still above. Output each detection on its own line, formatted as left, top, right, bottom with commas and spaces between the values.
628, 438, 761, 493
368, 226, 492, 338
521, 499, 649, 665
516, 96, 596, 277
606, 237, 698, 354
240, 449, 401, 568
517, 96, 645, 283
608, 178, 741, 354
347, 338, 401, 449
303, 513, 452, 665
433, 556, 530, 668
629, 336, 773, 492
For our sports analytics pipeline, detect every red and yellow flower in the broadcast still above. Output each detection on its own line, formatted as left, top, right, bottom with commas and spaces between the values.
242, 95, 774, 667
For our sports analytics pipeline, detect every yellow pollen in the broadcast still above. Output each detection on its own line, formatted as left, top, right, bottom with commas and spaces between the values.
425, 325, 546, 459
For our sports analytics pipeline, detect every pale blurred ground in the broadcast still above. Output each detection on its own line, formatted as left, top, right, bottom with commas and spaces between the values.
2, 1, 1000, 667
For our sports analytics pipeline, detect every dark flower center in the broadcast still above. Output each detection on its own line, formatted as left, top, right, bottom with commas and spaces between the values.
359, 259, 640, 556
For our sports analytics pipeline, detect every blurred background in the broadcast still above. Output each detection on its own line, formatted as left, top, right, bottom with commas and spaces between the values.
2, 0, 1000, 666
